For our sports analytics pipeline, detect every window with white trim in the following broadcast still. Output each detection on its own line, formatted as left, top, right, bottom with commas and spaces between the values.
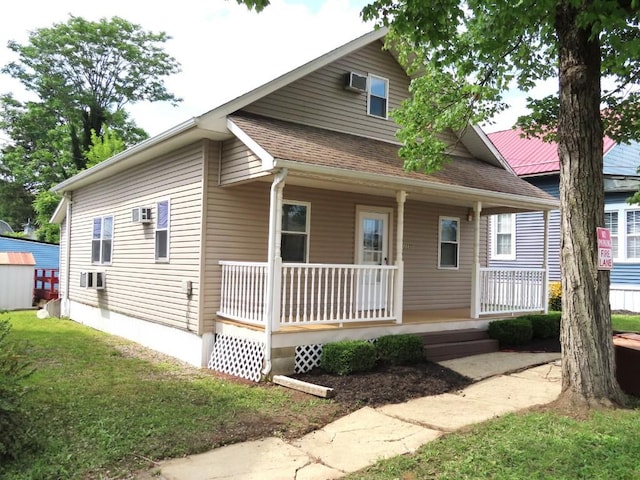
155, 200, 170, 262
604, 204, 640, 263
92, 215, 113, 264
604, 211, 619, 259
281, 201, 310, 263
438, 216, 459, 269
491, 213, 516, 260
368, 75, 388, 119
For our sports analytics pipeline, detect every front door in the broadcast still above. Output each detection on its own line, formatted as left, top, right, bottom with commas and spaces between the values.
356, 209, 389, 310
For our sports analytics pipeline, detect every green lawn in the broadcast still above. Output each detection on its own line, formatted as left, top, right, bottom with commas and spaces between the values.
346, 409, 640, 480
1, 311, 335, 480
612, 313, 640, 332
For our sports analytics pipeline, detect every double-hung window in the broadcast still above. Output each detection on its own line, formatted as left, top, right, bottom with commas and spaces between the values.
627, 210, 640, 260
603, 204, 640, 262
491, 213, 516, 260
155, 200, 170, 262
438, 216, 459, 269
281, 201, 310, 263
92, 215, 113, 264
604, 211, 619, 259
368, 75, 388, 119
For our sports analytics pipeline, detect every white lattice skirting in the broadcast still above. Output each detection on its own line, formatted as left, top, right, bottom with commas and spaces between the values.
209, 335, 265, 382
295, 344, 324, 373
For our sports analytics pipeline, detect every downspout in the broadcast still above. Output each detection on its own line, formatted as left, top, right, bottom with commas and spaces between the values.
63, 192, 72, 317
262, 168, 288, 377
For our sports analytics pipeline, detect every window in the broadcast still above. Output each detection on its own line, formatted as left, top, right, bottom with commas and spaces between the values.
438, 217, 459, 269
604, 211, 619, 259
368, 75, 388, 119
155, 200, 170, 261
92, 216, 113, 264
491, 214, 516, 260
627, 210, 640, 260
281, 201, 309, 262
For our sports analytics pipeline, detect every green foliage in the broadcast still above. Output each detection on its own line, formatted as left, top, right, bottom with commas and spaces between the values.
0, 179, 34, 230
321, 340, 377, 376
375, 334, 424, 366
488, 318, 533, 346
33, 190, 61, 243
0, 318, 34, 459
235, 0, 271, 12
548, 281, 562, 311
521, 313, 561, 339
85, 127, 126, 168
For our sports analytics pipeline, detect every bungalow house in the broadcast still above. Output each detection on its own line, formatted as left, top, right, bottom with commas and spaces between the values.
487, 128, 640, 312
50, 29, 557, 381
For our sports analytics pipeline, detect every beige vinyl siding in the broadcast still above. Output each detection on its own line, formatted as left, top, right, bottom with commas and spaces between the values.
220, 137, 268, 185
67, 142, 206, 331
402, 200, 475, 309
243, 41, 471, 157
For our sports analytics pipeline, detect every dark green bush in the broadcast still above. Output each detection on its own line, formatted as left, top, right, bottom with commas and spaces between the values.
321, 340, 376, 376
0, 318, 34, 459
525, 313, 561, 339
375, 334, 424, 365
488, 318, 533, 346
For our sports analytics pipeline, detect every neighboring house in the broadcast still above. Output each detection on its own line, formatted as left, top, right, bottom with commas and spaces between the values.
50, 29, 557, 381
487, 128, 640, 312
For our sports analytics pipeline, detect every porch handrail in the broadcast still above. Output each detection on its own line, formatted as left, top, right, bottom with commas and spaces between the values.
479, 267, 546, 315
218, 261, 268, 325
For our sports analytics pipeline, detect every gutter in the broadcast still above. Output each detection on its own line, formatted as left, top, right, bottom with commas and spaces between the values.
63, 192, 72, 317
273, 159, 559, 211
262, 168, 288, 378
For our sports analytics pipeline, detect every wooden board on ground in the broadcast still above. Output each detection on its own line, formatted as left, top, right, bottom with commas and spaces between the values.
273, 375, 335, 398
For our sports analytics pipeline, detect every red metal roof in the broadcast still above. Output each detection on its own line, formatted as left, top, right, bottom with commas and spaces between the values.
0, 252, 36, 266
488, 128, 616, 176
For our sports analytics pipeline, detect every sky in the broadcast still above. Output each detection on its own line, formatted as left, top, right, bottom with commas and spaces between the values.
0, 0, 537, 144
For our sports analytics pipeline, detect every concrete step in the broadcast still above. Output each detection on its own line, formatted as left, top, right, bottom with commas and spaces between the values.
424, 338, 500, 363
418, 328, 490, 346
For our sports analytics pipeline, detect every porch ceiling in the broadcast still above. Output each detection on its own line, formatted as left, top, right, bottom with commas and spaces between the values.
229, 112, 558, 212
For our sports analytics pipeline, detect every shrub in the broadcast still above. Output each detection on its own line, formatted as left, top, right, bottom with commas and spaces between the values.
549, 281, 562, 311
526, 313, 561, 339
488, 318, 533, 346
321, 340, 376, 376
375, 334, 424, 366
0, 318, 34, 459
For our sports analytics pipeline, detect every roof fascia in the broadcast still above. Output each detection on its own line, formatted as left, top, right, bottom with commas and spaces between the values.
226, 118, 275, 169
50, 195, 69, 224
273, 158, 558, 211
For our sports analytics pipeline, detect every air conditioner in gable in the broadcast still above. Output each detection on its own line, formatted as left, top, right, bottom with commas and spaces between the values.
132, 207, 152, 224
80, 271, 106, 290
344, 72, 367, 93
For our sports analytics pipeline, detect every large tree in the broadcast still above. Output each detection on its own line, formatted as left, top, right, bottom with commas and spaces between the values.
0, 15, 181, 233
239, 0, 639, 409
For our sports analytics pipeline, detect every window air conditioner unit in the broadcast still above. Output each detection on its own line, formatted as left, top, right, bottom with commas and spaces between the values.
80, 271, 106, 290
344, 72, 367, 93
132, 207, 152, 224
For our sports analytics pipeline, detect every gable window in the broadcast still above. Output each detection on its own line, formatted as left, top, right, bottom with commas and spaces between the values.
627, 210, 640, 260
92, 215, 113, 264
604, 211, 619, 259
368, 75, 388, 119
491, 214, 516, 260
155, 200, 170, 262
438, 216, 459, 269
281, 201, 310, 262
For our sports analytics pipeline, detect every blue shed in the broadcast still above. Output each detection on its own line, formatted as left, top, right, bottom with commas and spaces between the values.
0, 235, 59, 270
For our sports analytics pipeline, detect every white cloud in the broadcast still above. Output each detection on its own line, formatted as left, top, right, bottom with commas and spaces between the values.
0, 0, 373, 137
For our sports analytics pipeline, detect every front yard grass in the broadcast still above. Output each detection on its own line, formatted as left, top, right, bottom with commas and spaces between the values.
346, 409, 640, 480
1, 311, 338, 480
612, 313, 640, 332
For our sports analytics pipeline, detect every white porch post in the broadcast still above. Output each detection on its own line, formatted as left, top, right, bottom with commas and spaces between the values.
542, 209, 550, 313
263, 169, 287, 376
394, 191, 407, 324
470, 201, 483, 319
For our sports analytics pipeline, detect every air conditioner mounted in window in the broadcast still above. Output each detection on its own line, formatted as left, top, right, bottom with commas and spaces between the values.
131, 207, 152, 224
344, 72, 367, 93
80, 271, 106, 290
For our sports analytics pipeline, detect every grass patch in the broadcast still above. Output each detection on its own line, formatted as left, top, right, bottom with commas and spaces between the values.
1, 311, 334, 479
612, 314, 640, 332
347, 409, 640, 480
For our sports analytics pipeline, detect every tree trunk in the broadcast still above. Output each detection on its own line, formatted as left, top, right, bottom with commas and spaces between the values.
555, 1, 627, 408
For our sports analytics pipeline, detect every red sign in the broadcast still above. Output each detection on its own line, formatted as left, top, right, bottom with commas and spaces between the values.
597, 227, 613, 270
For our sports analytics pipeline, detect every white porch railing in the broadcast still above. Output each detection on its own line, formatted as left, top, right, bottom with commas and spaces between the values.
218, 261, 397, 326
479, 267, 546, 315
280, 264, 397, 325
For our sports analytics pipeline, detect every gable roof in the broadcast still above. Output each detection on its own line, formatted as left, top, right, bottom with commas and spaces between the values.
0, 252, 35, 266
488, 128, 617, 176
52, 28, 511, 196
229, 112, 556, 209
